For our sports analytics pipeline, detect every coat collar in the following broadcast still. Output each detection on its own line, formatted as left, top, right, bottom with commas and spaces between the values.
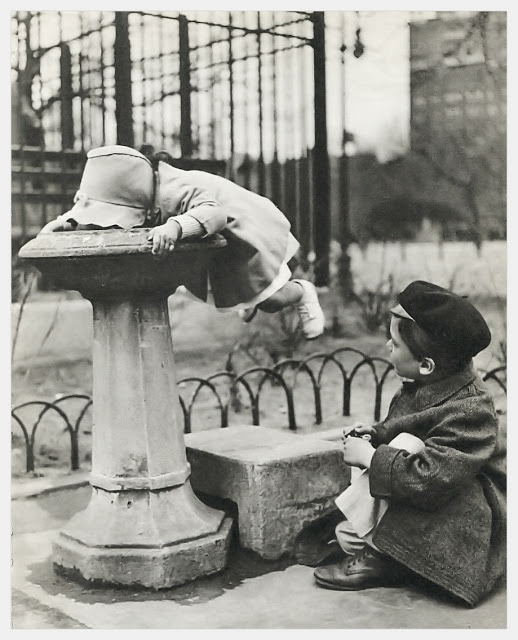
411, 362, 477, 410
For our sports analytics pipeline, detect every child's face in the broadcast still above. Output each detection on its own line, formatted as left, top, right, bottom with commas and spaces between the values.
386, 316, 421, 379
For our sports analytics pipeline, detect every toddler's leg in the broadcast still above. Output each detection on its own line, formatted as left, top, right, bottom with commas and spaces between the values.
257, 279, 324, 339
239, 281, 303, 324
256, 281, 303, 311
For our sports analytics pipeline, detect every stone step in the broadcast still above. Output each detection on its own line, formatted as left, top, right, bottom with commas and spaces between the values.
185, 424, 351, 560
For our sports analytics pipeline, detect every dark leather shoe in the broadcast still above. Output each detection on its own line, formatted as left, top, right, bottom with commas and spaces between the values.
314, 547, 410, 591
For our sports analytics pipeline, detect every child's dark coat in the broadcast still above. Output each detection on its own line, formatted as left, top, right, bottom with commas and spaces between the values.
369, 364, 506, 607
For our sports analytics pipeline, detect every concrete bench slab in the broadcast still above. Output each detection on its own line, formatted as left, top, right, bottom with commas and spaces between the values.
185, 425, 350, 560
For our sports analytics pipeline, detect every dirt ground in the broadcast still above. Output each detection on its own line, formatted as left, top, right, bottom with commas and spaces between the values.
11, 294, 507, 479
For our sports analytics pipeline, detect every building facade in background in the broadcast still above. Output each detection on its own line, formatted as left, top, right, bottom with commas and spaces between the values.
409, 11, 506, 239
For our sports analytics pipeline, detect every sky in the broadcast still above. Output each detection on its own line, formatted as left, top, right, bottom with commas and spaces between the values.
325, 10, 412, 159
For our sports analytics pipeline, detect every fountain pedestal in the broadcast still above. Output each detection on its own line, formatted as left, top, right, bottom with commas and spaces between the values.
19, 229, 232, 588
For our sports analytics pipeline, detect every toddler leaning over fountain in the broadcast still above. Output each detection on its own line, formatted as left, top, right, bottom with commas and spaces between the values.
39, 144, 325, 339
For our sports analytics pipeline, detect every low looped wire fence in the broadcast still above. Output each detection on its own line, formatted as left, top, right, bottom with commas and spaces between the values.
11, 348, 506, 474
11, 394, 92, 473
178, 347, 395, 433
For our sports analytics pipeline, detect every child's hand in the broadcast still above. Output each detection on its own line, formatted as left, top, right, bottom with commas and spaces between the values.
343, 423, 377, 439
147, 220, 181, 258
341, 435, 375, 469
38, 218, 71, 234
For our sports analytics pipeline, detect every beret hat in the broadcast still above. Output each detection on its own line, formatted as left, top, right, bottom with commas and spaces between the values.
391, 280, 491, 360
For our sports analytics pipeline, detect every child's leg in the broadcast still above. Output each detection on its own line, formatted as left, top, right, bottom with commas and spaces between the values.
255, 281, 303, 312
314, 433, 425, 590
257, 279, 325, 339
335, 519, 373, 556
335, 433, 425, 544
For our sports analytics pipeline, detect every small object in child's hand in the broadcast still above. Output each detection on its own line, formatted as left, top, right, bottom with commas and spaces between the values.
345, 428, 371, 442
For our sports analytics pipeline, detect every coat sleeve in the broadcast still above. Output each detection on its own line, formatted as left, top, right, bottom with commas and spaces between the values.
369, 392, 498, 511
370, 386, 405, 447
159, 167, 227, 236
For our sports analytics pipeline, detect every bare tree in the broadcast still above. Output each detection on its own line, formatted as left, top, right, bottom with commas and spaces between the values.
410, 11, 506, 251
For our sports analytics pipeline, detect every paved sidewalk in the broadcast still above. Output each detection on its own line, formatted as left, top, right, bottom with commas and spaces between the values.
11, 481, 507, 629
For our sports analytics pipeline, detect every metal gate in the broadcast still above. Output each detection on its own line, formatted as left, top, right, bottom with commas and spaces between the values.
11, 10, 338, 285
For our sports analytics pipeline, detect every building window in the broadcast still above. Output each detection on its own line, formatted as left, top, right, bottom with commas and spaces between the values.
465, 89, 485, 102
466, 104, 483, 117
444, 91, 463, 104
445, 105, 462, 117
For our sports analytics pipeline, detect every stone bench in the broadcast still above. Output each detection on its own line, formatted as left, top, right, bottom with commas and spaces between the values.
185, 425, 351, 560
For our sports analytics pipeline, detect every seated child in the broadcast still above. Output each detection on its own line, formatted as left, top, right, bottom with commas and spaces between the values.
39, 145, 325, 339
313, 280, 506, 608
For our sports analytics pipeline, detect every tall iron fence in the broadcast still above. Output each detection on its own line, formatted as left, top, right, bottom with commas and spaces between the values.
11, 10, 359, 285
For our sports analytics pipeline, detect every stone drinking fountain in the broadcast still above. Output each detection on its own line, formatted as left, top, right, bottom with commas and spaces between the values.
19, 228, 233, 588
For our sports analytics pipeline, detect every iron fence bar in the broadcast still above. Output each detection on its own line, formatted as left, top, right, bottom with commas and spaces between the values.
98, 12, 107, 144
227, 12, 235, 179
137, 12, 147, 145
33, 400, 80, 470
275, 358, 323, 425
304, 352, 343, 423
241, 14, 251, 190
270, 15, 280, 205
86, 14, 95, 151
179, 14, 193, 156
114, 11, 134, 147
11, 413, 33, 473
72, 398, 93, 435
256, 12, 266, 195
35, 20, 115, 56
319, 354, 350, 411
158, 18, 166, 149
207, 371, 241, 428
78, 13, 86, 151
277, 22, 288, 212
179, 377, 227, 432
50, 395, 92, 470
12, 400, 76, 472
254, 366, 297, 430
331, 348, 394, 420
177, 396, 190, 433
299, 19, 312, 259
191, 19, 200, 156
312, 11, 330, 287
292, 24, 302, 242
190, 39, 307, 63
33, 13, 48, 231
186, 30, 310, 55
229, 374, 257, 425
338, 13, 353, 296
135, 11, 311, 39
15, 14, 27, 238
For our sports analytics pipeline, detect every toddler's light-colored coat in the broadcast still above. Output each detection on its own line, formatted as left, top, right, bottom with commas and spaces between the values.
157, 161, 299, 308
